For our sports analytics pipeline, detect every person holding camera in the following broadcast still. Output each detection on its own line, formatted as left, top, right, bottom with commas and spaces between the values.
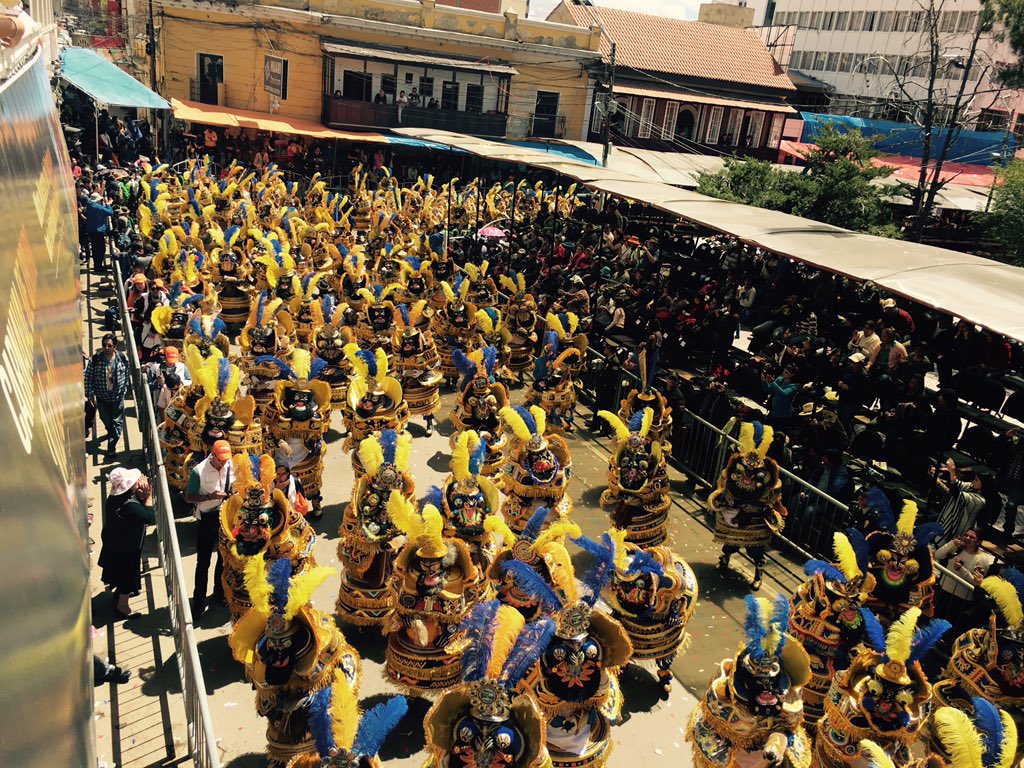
98, 467, 155, 619
183, 440, 233, 617
933, 528, 994, 635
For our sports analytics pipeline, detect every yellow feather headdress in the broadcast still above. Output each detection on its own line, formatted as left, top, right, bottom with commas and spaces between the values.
737, 422, 774, 457
885, 606, 921, 665
981, 576, 1024, 629
598, 410, 630, 443
486, 605, 526, 679
933, 707, 985, 768
451, 430, 478, 482
896, 500, 918, 536
858, 741, 896, 768
833, 531, 862, 583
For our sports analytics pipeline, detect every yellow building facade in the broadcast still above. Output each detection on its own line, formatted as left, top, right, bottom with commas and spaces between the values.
154, 0, 602, 141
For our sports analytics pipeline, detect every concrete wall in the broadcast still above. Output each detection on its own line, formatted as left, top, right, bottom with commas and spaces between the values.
698, 3, 755, 28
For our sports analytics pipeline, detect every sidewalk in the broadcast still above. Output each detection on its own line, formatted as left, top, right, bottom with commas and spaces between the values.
83, 261, 194, 768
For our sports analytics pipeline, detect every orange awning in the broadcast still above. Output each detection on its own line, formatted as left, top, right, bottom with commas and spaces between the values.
170, 98, 389, 143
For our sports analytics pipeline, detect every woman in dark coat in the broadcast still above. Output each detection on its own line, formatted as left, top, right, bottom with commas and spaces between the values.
98, 466, 154, 618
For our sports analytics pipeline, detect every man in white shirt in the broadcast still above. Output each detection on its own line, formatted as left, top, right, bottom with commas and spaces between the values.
183, 440, 233, 617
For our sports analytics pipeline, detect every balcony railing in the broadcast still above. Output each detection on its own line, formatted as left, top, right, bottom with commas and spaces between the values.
529, 113, 567, 139
322, 96, 508, 138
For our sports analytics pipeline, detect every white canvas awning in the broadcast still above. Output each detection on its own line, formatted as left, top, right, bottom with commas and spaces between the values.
393, 127, 1024, 342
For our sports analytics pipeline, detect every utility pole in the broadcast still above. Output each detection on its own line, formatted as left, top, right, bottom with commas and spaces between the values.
146, 0, 157, 91
601, 41, 616, 169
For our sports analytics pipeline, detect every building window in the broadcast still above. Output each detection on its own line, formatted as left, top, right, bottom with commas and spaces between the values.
835, 11, 848, 30
908, 11, 924, 32
591, 97, 604, 134
838, 52, 851, 72
466, 84, 484, 113
661, 101, 679, 139
441, 81, 459, 110
342, 71, 372, 102
809, 11, 821, 28
877, 11, 893, 32
977, 108, 1009, 131
849, 11, 863, 31
1013, 114, 1024, 142
940, 11, 958, 33
957, 11, 978, 33
638, 98, 656, 138
850, 53, 865, 73
419, 76, 434, 101
822, 11, 835, 30
767, 113, 784, 148
724, 108, 743, 146
825, 52, 839, 71
797, 11, 809, 27
381, 74, 396, 101
863, 11, 876, 31
705, 106, 724, 144
893, 11, 908, 32
813, 51, 827, 70
746, 112, 765, 147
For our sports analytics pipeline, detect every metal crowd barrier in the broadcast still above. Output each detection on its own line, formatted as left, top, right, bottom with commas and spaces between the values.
113, 264, 222, 768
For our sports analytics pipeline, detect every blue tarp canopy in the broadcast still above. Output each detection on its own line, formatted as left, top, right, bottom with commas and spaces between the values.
506, 141, 599, 165
60, 48, 169, 110
800, 111, 1015, 166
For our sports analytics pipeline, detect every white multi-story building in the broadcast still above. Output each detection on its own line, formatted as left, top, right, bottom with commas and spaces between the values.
767, 0, 1024, 133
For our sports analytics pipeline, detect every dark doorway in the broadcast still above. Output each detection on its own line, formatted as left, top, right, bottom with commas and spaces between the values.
197, 53, 223, 105
532, 90, 560, 138
441, 81, 460, 111
677, 109, 696, 141
342, 71, 373, 102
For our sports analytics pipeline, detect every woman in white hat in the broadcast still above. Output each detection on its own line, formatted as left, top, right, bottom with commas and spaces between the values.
98, 467, 154, 619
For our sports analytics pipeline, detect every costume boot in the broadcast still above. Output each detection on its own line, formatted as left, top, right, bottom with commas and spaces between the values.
751, 564, 764, 591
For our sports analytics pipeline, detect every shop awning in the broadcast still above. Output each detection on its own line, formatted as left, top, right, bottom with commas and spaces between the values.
615, 83, 796, 114
322, 41, 518, 76
394, 127, 1024, 342
60, 47, 169, 109
170, 98, 391, 142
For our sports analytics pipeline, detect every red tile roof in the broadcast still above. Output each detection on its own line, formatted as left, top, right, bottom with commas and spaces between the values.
556, 2, 795, 92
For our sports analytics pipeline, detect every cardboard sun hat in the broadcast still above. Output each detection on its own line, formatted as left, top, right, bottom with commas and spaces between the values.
626, 235, 641, 245
90, 191, 102, 202
848, 351, 867, 364
131, 273, 147, 287
109, 467, 143, 496
880, 298, 897, 309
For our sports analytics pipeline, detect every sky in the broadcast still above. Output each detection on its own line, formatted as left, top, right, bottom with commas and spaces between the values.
528, 0, 703, 21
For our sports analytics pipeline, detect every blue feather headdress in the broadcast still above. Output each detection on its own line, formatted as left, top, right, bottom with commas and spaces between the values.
217, 357, 232, 395
254, 355, 298, 381
321, 294, 335, 321
626, 548, 665, 578
353, 697, 409, 759
1001, 568, 1024, 603
255, 290, 269, 326
461, 600, 501, 682
379, 429, 398, 465
356, 349, 379, 378
398, 303, 411, 327
628, 409, 645, 433
743, 593, 790, 661
512, 406, 537, 435
469, 435, 487, 476
804, 559, 848, 584
424, 485, 445, 511
453, 349, 479, 386
502, 560, 563, 613
860, 607, 887, 653
459, 599, 556, 688
405, 255, 421, 272
865, 487, 896, 533
481, 346, 498, 378
907, 618, 951, 664
572, 533, 617, 606
521, 506, 550, 543
972, 697, 1006, 768
845, 528, 870, 573
267, 558, 292, 615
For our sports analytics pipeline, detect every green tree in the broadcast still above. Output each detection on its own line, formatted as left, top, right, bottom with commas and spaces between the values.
696, 125, 900, 237
979, 159, 1024, 265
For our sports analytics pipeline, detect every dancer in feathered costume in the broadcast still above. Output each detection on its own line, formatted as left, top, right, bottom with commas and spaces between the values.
182, 351, 261, 487
301, 674, 408, 768
240, 290, 297, 414
450, 347, 510, 476
710, 421, 786, 591
604, 529, 698, 698
618, 347, 674, 454
464, 261, 499, 310
474, 307, 512, 378
183, 302, 232, 360
930, 569, 1024, 763
147, 281, 198, 354
229, 558, 361, 768
687, 595, 812, 768
289, 271, 330, 351
336, 430, 415, 627
432, 276, 481, 388
498, 405, 574, 534
789, 531, 877, 728
159, 344, 222, 488
863, 697, 1018, 768
597, 407, 671, 546
814, 607, 950, 768
312, 296, 357, 413
334, 246, 371, 310
526, 314, 585, 434
383, 494, 480, 693
390, 301, 442, 436
509, 532, 632, 768
218, 453, 317, 624
499, 272, 539, 383
397, 254, 434, 304
423, 601, 556, 768
426, 430, 501, 603
207, 225, 251, 331
863, 494, 942, 624
257, 349, 333, 516
485, 505, 579, 623
355, 284, 402, 349
340, 342, 409, 458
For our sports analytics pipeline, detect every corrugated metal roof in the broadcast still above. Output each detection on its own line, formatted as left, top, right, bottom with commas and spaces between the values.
560, 3, 794, 92
322, 41, 518, 76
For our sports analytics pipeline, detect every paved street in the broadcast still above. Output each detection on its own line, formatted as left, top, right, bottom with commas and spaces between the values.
84, 264, 808, 767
